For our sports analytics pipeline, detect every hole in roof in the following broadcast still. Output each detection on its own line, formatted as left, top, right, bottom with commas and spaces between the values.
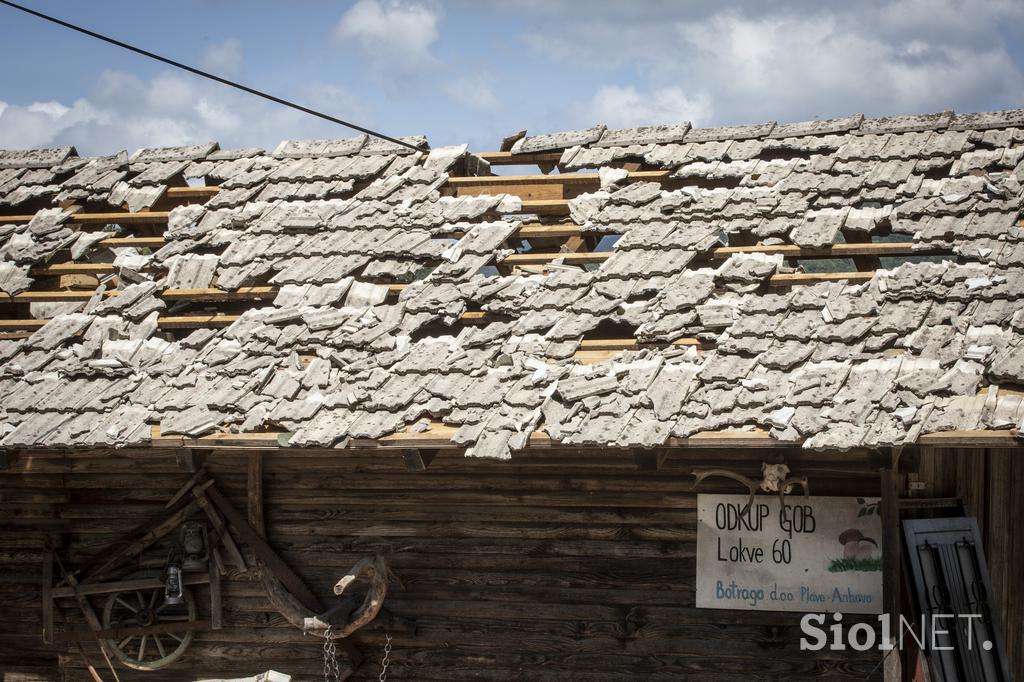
920, 162, 953, 180
586, 319, 639, 340
879, 254, 951, 268
724, 232, 760, 248
875, 231, 952, 267
755, 148, 815, 161
875, 231, 911, 243
595, 234, 620, 252
798, 258, 857, 273
489, 165, 559, 177
514, 239, 536, 254
663, 175, 742, 191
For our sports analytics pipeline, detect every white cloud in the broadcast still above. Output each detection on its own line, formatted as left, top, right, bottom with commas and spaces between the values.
0, 68, 373, 155
444, 75, 501, 112
333, 0, 439, 80
581, 85, 713, 128
27, 101, 70, 119
670, 10, 1024, 122
0, 98, 102, 150
521, 1, 1024, 126
201, 38, 242, 77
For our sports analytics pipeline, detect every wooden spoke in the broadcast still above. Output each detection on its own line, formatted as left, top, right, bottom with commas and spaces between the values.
102, 577, 197, 670
115, 597, 138, 613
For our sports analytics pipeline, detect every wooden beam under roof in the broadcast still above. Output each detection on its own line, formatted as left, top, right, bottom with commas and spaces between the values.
1, 267, 880, 309
157, 314, 239, 329
448, 170, 669, 187
160, 287, 278, 302
0, 211, 172, 225
148, 424, 791, 450
45, 223, 585, 249
147, 423, 1021, 451
516, 224, 587, 239
165, 186, 219, 199
578, 338, 698, 350
504, 242, 939, 265
29, 240, 940, 279
31, 263, 120, 275
510, 199, 570, 216
0, 308, 489, 331
767, 271, 875, 285
473, 151, 566, 166
96, 236, 166, 248
0, 290, 104, 303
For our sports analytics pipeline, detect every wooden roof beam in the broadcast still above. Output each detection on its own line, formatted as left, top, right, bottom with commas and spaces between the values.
29, 241, 939, 278
503, 242, 939, 265
1, 266, 880, 309
147, 423, 1022, 451
165, 186, 219, 199
448, 170, 669, 187
507, 199, 570, 216
97, 236, 166, 248
0, 211, 170, 225
472, 151, 565, 166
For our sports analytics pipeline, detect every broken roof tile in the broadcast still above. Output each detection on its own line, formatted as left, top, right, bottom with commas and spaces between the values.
595, 123, 691, 148
0, 147, 76, 169
131, 142, 217, 163
685, 122, 776, 142
770, 114, 864, 138
511, 125, 606, 154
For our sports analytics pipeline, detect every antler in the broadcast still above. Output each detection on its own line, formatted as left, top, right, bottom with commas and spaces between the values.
778, 476, 810, 511
330, 554, 392, 638
692, 469, 760, 516
302, 554, 394, 639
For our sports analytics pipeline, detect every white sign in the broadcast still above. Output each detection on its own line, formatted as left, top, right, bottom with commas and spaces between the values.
697, 495, 883, 614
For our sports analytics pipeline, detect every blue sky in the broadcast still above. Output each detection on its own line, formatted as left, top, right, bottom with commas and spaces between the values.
2, 0, 1024, 156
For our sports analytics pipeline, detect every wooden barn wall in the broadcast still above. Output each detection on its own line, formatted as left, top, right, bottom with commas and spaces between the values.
0, 447, 888, 681
912, 446, 1024, 682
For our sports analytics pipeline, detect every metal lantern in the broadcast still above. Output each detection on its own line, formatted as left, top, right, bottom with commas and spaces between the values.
164, 561, 184, 605
179, 520, 209, 572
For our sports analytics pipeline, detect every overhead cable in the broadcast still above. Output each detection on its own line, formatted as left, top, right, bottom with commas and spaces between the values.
0, 0, 424, 151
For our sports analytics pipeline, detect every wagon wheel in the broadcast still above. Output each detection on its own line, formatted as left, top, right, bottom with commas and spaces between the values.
101, 572, 197, 671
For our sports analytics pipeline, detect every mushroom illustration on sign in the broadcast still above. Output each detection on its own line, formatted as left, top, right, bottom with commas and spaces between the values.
838, 529, 880, 561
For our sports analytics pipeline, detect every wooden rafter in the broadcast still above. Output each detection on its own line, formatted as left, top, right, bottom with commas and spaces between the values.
0, 211, 170, 225
0, 269, 876, 312
473, 150, 565, 166
147, 423, 1021, 451
448, 169, 669, 188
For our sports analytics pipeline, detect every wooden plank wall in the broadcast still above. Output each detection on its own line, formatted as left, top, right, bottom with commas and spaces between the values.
913, 447, 1024, 681
0, 447, 887, 681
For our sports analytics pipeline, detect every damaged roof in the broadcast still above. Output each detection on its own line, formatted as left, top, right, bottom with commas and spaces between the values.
1, 109, 1024, 457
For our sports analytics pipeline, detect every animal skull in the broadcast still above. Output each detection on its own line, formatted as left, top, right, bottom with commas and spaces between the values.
760, 462, 794, 494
